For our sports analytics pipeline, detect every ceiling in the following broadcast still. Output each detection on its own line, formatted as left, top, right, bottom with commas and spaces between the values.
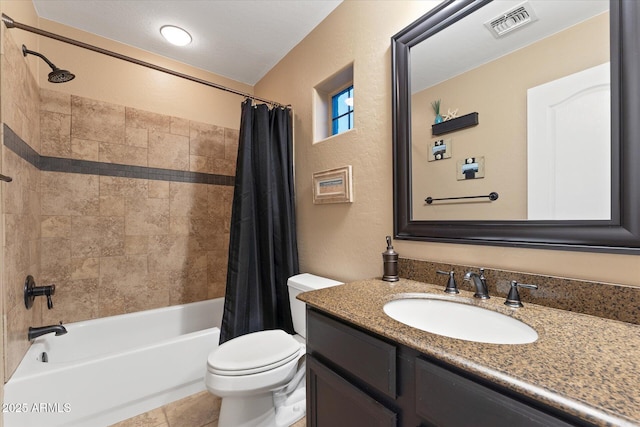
32, 0, 342, 86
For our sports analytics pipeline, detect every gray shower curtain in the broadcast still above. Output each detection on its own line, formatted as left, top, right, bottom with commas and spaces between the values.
219, 99, 299, 344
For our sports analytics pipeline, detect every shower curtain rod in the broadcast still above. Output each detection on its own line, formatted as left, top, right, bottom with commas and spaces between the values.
1, 13, 288, 108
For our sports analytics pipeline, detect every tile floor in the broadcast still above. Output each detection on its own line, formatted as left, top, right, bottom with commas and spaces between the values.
110, 391, 306, 427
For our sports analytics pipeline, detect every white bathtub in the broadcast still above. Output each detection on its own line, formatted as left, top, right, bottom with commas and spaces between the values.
4, 298, 224, 427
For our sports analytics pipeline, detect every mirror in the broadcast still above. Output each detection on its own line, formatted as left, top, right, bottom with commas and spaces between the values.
411, 0, 609, 221
392, 0, 640, 253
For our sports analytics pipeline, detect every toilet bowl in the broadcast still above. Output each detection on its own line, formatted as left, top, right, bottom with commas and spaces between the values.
205, 273, 342, 427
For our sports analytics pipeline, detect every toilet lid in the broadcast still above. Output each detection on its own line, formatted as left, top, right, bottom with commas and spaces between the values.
208, 330, 302, 376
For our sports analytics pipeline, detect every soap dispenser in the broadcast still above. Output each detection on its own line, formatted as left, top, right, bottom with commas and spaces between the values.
382, 236, 399, 282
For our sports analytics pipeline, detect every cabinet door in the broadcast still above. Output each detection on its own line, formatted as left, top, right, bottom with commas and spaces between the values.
307, 356, 397, 427
307, 308, 397, 398
415, 358, 576, 427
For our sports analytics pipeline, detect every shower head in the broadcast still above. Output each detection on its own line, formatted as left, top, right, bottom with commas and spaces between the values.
46, 68, 75, 83
22, 44, 75, 83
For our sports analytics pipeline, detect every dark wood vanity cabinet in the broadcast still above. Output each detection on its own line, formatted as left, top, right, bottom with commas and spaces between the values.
305, 308, 591, 427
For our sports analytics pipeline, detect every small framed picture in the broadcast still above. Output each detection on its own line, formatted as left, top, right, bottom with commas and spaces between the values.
312, 166, 353, 204
457, 156, 485, 180
428, 138, 452, 161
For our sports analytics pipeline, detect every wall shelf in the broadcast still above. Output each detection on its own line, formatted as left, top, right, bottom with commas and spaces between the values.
432, 112, 479, 136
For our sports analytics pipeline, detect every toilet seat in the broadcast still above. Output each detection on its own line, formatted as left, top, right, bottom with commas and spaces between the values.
208, 330, 302, 376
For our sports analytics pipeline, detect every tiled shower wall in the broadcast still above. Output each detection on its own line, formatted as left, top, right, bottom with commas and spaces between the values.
1, 26, 44, 381
2, 27, 238, 378
38, 89, 237, 326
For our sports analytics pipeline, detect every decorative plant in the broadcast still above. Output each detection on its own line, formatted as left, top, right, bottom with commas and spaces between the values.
431, 99, 443, 124
431, 99, 441, 116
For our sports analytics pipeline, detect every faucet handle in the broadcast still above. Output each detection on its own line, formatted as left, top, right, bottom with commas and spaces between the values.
436, 270, 459, 294
504, 280, 538, 308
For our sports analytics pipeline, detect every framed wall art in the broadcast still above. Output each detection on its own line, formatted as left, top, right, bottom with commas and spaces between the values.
312, 165, 353, 204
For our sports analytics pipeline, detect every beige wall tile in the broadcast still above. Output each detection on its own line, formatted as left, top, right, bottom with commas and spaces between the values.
99, 255, 149, 314
5, 214, 34, 279
100, 176, 148, 199
169, 267, 208, 305
170, 116, 190, 136
100, 195, 125, 217
3, 149, 39, 214
71, 138, 100, 161
41, 172, 100, 216
41, 215, 71, 238
148, 131, 189, 170
190, 121, 225, 158
210, 158, 235, 177
2, 30, 41, 153
208, 186, 230, 219
125, 235, 149, 255
41, 88, 71, 114
141, 277, 171, 311
99, 142, 148, 167
224, 128, 239, 162
42, 278, 99, 324
148, 180, 170, 199
125, 126, 149, 148
2, 28, 45, 381
126, 107, 171, 133
6, 305, 32, 378
170, 182, 209, 218
125, 197, 169, 236
71, 216, 125, 258
70, 257, 100, 280
97, 285, 127, 318
189, 155, 211, 173
41, 237, 71, 284
71, 96, 125, 144
169, 216, 191, 236
40, 110, 71, 157
147, 235, 206, 272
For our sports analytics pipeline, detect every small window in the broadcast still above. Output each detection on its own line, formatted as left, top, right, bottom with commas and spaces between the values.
331, 85, 354, 135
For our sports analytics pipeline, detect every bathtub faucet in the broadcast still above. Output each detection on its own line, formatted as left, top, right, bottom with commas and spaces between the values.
28, 322, 67, 341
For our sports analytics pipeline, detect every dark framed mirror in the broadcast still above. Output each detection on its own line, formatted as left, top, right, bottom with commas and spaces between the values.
392, 0, 640, 254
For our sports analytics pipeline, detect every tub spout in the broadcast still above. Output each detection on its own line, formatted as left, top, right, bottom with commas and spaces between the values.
28, 323, 67, 340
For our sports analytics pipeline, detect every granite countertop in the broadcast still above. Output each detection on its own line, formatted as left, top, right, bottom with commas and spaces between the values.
298, 278, 640, 427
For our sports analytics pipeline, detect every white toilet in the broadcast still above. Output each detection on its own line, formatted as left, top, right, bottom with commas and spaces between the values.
205, 273, 342, 427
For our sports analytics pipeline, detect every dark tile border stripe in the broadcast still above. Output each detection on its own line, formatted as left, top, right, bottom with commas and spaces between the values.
3, 124, 234, 186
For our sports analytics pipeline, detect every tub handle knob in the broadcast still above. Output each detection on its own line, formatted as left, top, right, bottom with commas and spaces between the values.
24, 275, 56, 310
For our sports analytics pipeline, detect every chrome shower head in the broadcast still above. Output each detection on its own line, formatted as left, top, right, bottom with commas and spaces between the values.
22, 44, 75, 83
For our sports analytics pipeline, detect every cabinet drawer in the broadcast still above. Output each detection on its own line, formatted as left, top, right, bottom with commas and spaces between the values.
415, 358, 575, 427
307, 356, 397, 427
307, 308, 397, 398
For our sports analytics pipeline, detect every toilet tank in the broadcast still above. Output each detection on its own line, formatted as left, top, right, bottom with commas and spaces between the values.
287, 273, 343, 338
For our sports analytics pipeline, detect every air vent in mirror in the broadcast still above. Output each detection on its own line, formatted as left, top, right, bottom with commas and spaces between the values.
484, 1, 538, 38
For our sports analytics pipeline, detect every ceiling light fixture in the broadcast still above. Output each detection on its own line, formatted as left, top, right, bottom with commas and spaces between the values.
160, 25, 192, 46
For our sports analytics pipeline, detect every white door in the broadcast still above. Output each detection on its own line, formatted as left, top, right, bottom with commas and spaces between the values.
527, 62, 610, 220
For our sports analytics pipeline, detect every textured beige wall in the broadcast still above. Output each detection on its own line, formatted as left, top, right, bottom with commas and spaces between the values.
411, 13, 609, 221
255, 0, 640, 287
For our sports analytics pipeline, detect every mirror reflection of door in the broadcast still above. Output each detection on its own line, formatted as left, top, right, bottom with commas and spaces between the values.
527, 63, 610, 220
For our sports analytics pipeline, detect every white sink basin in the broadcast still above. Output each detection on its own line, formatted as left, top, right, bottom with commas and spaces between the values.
383, 296, 538, 345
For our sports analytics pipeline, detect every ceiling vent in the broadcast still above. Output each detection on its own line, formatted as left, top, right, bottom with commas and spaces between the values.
484, 1, 538, 38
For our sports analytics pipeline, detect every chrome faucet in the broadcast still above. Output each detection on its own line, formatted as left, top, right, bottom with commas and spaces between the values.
463, 268, 489, 299
28, 323, 67, 340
